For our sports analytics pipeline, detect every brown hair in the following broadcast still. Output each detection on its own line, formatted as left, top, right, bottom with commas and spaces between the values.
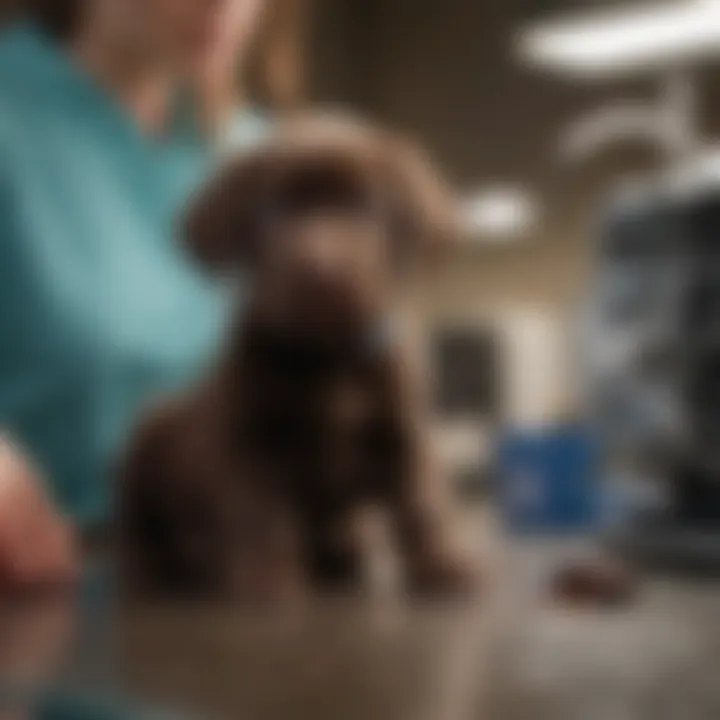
14, 0, 305, 111
246, 0, 306, 111
12, 0, 83, 39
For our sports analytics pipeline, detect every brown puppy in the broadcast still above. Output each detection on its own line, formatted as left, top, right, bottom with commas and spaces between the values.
120, 114, 477, 602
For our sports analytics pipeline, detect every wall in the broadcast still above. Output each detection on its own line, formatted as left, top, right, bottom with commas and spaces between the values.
307, 0, 666, 413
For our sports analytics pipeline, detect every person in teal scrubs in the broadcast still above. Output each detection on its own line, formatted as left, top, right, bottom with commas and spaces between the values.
0, 0, 302, 586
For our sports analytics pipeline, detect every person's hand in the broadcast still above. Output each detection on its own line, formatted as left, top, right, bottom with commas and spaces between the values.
0, 438, 79, 591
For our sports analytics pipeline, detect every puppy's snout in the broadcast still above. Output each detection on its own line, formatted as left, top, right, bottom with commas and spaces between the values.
292, 260, 355, 313
285, 219, 363, 293
296, 228, 345, 284
266, 213, 384, 329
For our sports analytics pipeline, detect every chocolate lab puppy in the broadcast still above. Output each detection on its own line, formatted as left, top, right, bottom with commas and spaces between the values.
120, 115, 477, 602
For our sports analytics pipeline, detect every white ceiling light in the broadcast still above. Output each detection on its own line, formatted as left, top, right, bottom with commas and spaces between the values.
517, 1, 720, 80
462, 186, 538, 241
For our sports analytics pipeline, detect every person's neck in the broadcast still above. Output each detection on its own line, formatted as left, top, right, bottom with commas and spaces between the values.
194, 71, 240, 140
69, 31, 175, 136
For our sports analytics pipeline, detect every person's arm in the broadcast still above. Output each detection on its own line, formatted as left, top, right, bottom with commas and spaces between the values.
0, 144, 78, 590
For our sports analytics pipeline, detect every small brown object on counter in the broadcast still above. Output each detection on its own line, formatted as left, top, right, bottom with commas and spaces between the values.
550, 557, 638, 608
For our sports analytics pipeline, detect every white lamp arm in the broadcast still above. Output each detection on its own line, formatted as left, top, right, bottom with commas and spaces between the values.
560, 71, 699, 167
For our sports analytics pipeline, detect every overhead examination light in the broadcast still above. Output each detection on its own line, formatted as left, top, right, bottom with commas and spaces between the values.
518, 1, 720, 80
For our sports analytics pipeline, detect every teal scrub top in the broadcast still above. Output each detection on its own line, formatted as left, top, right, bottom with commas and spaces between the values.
0, 24, 262, 526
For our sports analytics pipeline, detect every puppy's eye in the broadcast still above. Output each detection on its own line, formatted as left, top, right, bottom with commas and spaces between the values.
278, 166, 376, 218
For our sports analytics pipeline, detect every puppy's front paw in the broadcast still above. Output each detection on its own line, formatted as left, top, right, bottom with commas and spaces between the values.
406, 552, 480, 599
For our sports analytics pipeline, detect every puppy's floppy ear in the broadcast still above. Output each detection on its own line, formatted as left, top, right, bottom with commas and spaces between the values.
183, 148, 272, 272
383, 136, 460, 264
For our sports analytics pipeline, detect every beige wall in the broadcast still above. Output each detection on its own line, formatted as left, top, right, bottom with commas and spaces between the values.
307, 0, 645, 314
419, 241, 590, 316
306, 0, 665, 412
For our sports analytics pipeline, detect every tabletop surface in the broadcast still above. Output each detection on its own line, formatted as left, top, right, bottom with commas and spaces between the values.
2, 513, 720, 720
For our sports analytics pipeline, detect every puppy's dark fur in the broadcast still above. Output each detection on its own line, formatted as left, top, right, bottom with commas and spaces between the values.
120, 115, 476, 602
